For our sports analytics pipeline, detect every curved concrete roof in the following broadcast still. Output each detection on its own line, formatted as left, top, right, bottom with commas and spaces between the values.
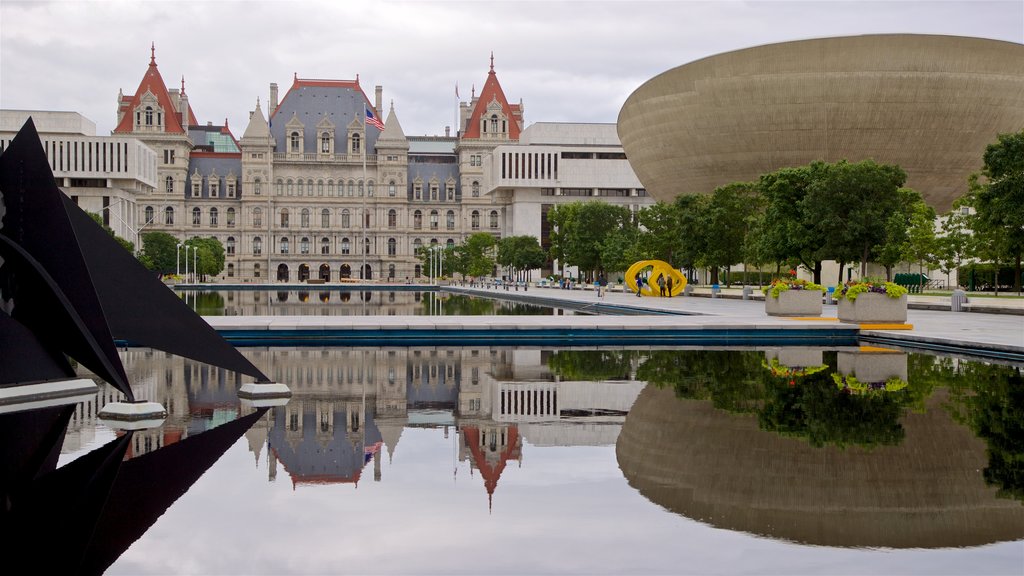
615, 385, 1024, 548
617, 35, 1024, 212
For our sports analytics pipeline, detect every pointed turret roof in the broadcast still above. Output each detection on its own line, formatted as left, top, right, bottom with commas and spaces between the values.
376, 101, 409, 150
114, 44, 193, 134
461, 53, 522, 140
241, 99, 272, 141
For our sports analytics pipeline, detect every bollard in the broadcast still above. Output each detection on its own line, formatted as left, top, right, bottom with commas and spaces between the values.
951, 289, 967, 312
742, 285, 752, 300
683, 284, 693, 296
826, 286, 836, 305
711, 284, 721, 298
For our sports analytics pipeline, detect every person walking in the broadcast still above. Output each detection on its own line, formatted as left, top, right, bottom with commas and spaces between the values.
657, 274, 666, 297
635, 272, 644, 297
666, 275, 674, 298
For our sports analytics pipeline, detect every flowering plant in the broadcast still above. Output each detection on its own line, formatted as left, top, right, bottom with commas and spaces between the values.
762, 357, 828, 379
835, 279, 908, 301
762, 277, 825, 299
833, 374, 908, 394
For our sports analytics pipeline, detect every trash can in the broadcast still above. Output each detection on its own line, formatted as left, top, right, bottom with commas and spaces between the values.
742, 285, 752, 300
826, 286, 836, 305
951, 289, 967, 312
711, 284, 721, 298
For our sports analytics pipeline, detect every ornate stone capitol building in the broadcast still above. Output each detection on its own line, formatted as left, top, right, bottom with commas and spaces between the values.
109, 48, 651, 283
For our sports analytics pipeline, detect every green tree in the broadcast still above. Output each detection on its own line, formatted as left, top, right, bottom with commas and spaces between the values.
935, 201, 977, 289
547, 202, 632, 279
805, 160, 907, 279
757, 164, 829, 283
672, 194, 708, 278
87, 212, 135, 254
698, 181, 761, 286
497, 235, 546, 283
140, 231, 180, 274
635, 202, 683, 263
970, 130, 1024, 293
873, 187, 935, 283
462, 232, 498, 277
187, 236, 225, 281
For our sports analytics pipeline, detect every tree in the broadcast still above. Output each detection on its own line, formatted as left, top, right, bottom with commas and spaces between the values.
970, 130, 1024, 293
698, 181, 761, 286
873, 187, 934, 283
140, 231, 180, 274
757, 164, 829, 284
935, 201, 977, 289
804, 160, 907, 279
546, 202, 632, 279
672, 194, 708, 279
497, 235, 546, 283
461, 232, 498, 277
87, 212, 135, 254
187, 236, 225, 280
635, 202, 683, 264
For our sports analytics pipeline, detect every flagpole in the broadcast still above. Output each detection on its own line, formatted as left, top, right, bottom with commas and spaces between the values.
362, 108, 367, 282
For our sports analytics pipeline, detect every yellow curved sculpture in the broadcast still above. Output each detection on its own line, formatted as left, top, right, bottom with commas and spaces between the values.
625, 260, 687, 297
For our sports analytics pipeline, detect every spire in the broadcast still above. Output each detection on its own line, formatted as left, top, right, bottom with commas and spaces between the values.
150, 42, 155, 65
489, 51, 494, 73
181, 76, 186, 95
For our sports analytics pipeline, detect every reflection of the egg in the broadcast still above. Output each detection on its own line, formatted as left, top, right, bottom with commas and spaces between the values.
616, 384, 1024, 548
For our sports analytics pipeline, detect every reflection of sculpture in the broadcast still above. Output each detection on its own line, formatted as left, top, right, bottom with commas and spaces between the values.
617, 385, 1024, 548
625, 260, 686, 297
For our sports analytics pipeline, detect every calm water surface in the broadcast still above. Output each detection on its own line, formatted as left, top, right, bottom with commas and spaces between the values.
60, 347, 1023, 575
177, 289, 574, 316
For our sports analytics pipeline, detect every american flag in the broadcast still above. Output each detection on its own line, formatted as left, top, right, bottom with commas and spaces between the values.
365, 107, 385, 130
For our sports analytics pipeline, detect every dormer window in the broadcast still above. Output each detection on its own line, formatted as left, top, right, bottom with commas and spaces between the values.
490, 114, 499, 133
290, 131, 301, 153
210, 178, 219, 198
351, 133, 361, 154
321, 132, 331, 153
145, 107, 154, 126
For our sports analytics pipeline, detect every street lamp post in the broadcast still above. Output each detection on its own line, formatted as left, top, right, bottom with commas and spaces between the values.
176, 243, 183, 277
193, 248, 198, 284
183, 245, 190, 284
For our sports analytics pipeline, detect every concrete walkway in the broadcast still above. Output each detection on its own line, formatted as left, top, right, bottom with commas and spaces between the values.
446, 284, 1024, 361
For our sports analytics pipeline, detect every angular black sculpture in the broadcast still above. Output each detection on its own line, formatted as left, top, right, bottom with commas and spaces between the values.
0, 119, 271, 405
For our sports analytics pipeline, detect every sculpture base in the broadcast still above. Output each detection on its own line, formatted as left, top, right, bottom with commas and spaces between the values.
238, 382, 292, 400
98, 400, 167, 430
0, 378, 98, 414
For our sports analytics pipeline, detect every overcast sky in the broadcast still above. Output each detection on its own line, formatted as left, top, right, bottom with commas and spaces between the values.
2, 1, 1022, 139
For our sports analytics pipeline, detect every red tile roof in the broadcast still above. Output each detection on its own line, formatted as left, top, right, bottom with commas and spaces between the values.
461, 426, 521, 509
461, 57, 521, 140
113, 45, 189, 135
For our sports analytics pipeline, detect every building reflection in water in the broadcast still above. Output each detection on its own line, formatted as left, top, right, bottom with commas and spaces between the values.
77, 347, 644, 505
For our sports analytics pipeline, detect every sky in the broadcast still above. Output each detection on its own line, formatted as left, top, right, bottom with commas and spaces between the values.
1, 0, 1022, 139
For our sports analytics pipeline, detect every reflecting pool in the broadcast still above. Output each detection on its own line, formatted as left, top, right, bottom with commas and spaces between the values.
176, 289, 574, 316
53, 347, 1024, 574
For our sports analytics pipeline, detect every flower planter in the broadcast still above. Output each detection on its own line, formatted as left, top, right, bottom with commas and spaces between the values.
837, 350, 908, 383
837, 293, 907, 323
765, 289, 822, 317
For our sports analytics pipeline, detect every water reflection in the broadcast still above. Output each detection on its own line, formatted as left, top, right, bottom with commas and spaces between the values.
46, 347, 1024, 572
176, 289, 566, 316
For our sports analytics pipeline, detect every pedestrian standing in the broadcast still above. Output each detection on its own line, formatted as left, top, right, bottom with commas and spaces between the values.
635, 272, 644, 297
667, 275, 674, 298
657, 274, 666, 297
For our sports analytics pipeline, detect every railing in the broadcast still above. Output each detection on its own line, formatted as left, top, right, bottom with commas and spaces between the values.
273, 152, 378, 163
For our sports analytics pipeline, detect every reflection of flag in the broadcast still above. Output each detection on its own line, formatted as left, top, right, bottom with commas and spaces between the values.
365, 107, 385, 130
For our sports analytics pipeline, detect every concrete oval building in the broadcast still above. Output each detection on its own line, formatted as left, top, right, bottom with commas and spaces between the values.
617, 35, 1024, 212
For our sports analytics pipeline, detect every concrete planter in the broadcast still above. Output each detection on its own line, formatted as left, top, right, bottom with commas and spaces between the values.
837, 350, 908, 383
765, 289, 822, 317
838, 293, 907, 323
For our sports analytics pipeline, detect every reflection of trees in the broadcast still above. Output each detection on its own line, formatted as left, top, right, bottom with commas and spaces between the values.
637, 350, 918, 448
943, 361, 1024, 503
420, 294, 552, 316
547, 350, 638, 381
188, 291, 225, 316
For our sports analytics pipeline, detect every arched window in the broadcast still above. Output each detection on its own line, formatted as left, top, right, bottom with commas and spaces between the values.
227, 263, 234, 278
275, 179, 283, 195
471, 210, 480, 230
341, 237, 351, 255
413, 238, 423, 253
317, 180, 324, 196
226, 207, 236, 227
472, 180, 480, 197
351, 133, 361, 153
388, 264, 396, 279
358, 180, 364, 197
320, 237, 330, 255
290, 132, 300, 152
209, 207, 219, 226
145, 205, 154, 224
165, 176, 174, 193
447, 239, 455, 249
341, 209, 351, 228
192, 207, 201, 226
321, 132, 331, 153
300, 237, 310, 254
490, 114, 498, 133
165, 206, 174, 225
280, 237, 290, 254
321, 209, 330, 228
253, 236, 263, 255
296, 180, 304, 195
367, 181, 374, 196
429, 210, 439, 230
413, 210, 422, 229
226, 237, 235, 255
388, 209, 397, 228
364, 237, 371, 254
253, 207, 263, 227
446, 210, 455, 230
254, 177, 262, 195
145, 106, 154, 126
307, 179, 314, 196
347, 181, 355, 197
254, 263, 261, 278
280, 208, 290, 228
490, 210, 499, 228
387, 238, 397, 256
388, 180, 396, 197
327, 180, 335, 196
301, 208, 310, 228
287, 179, 294, 195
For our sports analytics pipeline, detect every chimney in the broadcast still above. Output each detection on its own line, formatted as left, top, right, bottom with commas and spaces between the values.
270, 83, 279, 113
445, 126, 450, 137
375, 85, 383, 115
